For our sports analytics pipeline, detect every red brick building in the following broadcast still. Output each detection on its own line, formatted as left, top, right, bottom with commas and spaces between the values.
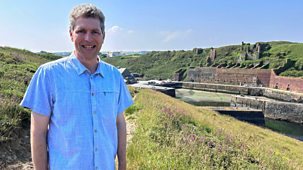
186, 67, 303, 93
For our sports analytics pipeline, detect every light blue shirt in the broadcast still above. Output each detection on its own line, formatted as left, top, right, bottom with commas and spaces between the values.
20, 54, 133, 170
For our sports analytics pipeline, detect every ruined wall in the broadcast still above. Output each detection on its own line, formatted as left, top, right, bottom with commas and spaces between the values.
187, 67, 272, 86
187, 67, 303, 93
187, 67, 216, 82
270, 75, 303, 93
255, 69, 272, 87
216, 68, 258, 86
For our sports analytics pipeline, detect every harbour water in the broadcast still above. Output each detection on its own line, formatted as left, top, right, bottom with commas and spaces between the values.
175, 89, 303, 141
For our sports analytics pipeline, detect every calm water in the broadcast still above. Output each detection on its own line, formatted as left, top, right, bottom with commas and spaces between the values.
264, 118, 303, 141
176, 89, 303, 141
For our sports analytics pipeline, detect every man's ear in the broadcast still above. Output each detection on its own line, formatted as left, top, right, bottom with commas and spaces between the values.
69, 30, 74, 41
102, 31, 105, 40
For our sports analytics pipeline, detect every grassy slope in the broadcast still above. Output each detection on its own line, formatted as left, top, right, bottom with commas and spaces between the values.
126, 89, 303, 169
269, 43, 303, 77
103, 50, 208, 80
0, 47, 60, 142
103, 41, 303, 80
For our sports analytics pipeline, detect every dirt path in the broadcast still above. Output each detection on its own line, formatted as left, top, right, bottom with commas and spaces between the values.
126, 118, 136, 146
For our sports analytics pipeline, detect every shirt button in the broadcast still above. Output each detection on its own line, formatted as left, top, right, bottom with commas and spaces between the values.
95, 148, 98, 152
91, 92, 95, 96
94, 129, 97, 133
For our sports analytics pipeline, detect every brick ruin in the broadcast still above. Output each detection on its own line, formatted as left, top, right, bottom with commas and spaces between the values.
204, 42, 273, 68
184, 67, 303, 93
270, 75, 303, 92
206, 48, 216, 66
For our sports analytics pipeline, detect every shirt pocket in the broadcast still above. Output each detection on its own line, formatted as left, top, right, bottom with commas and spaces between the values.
97, 89, 119, 119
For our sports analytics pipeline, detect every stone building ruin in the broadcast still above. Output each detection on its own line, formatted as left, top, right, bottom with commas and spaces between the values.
182, 67, 303, 93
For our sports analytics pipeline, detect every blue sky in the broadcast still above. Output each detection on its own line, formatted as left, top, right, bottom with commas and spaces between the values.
0, 0, 302, 52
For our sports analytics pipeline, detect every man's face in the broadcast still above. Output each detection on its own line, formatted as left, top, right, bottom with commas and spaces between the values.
70, 17, 104, 59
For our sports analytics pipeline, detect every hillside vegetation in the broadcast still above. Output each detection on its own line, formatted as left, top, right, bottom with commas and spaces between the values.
0, 47, 60, 142
103, 41, 303, 80
126, 89, 303, 169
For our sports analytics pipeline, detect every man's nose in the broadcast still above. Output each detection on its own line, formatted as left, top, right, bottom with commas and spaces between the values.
84, 33, 92, 41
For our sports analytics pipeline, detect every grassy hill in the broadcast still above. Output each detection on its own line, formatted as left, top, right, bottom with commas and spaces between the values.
126, 88, 303, 169
0, 47, 61, 142
103, 41, 303, 80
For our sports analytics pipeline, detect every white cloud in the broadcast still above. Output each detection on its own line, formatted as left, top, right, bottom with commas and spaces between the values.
106, 26, 135, 36
107, 26, 123, 34
161, 29, 193, 43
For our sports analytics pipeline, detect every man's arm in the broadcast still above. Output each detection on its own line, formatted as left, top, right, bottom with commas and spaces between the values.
116, 113, 127, 170
31, 112, 50, 170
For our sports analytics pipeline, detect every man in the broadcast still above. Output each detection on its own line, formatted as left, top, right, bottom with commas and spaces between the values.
20, 4, 133, 170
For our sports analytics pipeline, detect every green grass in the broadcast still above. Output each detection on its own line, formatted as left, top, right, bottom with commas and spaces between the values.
0, 47, 60, 143
126, 89, 303, 169
103, 50, 207, 80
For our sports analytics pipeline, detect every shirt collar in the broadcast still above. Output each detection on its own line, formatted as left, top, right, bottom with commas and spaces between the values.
69, 53, 104, 77
95, 58, 104, 77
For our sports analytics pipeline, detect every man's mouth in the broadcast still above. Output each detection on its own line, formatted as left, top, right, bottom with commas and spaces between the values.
81, 45, 96, 49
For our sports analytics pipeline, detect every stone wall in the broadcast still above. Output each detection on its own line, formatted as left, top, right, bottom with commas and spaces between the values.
231, 96, 266, 110
231, 95, 303, 123
187, 67, 272, 86
264, 101, 303, 123
175, 81, 303, 123
181, 82, 249, 94
270, 75, 303, 93
179, 81, 303, 103
186, 67, 303, 93
256, 69, 273, 87
263, 88, 303, 103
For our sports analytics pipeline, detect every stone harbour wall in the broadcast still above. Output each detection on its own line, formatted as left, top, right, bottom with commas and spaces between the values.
231, 95, 303, 124
179, 82, 303, 102
175, 81, 303, 123
263, 88, 303, 103
264, 101, 303, 124
181, 82, 249, 94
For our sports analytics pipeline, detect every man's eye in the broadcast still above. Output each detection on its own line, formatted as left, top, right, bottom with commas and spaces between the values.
92, 31, 101, 35
76, 30, 85, 34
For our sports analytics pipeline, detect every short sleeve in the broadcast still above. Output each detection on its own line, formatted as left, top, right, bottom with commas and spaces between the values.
117, 74, 134, 115
20, 66, 53, 117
